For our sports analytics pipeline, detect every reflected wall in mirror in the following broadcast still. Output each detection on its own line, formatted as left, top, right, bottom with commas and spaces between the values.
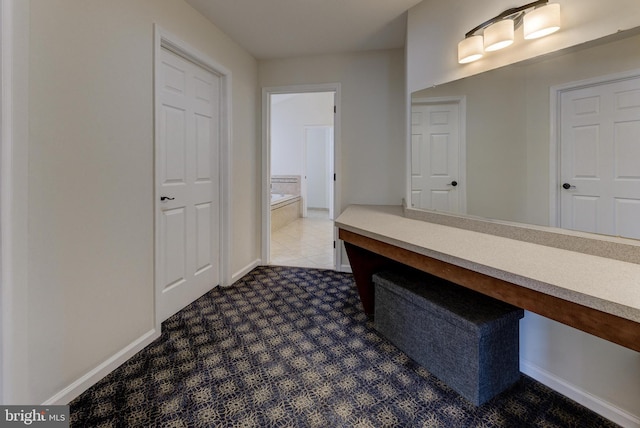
410, 28, 640, 239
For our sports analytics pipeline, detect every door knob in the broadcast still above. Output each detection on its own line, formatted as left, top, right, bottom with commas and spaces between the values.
562, 183, 575, 190
160, 196, 175, 201
448, 181, 458, 187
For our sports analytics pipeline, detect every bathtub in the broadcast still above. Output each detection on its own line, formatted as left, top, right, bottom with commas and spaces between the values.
271, 193, 302, 232
271, 193, 297, 205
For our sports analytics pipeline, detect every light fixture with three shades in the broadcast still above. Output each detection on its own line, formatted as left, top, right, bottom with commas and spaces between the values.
458, 0, 561, 64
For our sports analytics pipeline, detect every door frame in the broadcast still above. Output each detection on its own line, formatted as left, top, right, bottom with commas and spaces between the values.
261, 84, 342, 270
549, 67, 640, 227
154, 26, 232, 331
1, 0, 30, 403
410, 96, 467, 214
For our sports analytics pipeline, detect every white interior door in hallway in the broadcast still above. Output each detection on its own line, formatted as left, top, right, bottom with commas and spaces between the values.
157, 47, 220, 322
411, 99, 466, 214
559, 74, 640, 239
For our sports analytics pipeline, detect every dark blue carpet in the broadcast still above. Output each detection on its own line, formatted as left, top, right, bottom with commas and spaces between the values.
70, 265, 618, 427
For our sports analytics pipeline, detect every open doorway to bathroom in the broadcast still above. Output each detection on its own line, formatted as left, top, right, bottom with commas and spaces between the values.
262, 86, 341, 270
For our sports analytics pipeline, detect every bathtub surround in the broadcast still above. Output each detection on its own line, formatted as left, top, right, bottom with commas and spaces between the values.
271, 175, 301, 196
270, 194, 297, 205
270, 196, 302, 232
270, 175, 302, 232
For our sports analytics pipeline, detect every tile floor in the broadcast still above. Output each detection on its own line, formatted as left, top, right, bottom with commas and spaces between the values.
270, 209, 335, 269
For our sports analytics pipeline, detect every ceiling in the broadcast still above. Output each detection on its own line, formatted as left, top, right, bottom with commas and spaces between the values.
185, 0, 425, 60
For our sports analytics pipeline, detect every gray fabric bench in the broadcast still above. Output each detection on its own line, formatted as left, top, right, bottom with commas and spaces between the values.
373, 269, 524, 405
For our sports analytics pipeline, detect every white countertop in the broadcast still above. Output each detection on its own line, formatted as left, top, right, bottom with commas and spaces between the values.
335, 205, 640, 323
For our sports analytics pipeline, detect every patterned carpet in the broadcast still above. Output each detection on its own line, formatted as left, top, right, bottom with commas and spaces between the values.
70, 266, 618, 427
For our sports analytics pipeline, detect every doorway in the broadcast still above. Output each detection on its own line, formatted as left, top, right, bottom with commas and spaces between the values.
262, 84, 341, 270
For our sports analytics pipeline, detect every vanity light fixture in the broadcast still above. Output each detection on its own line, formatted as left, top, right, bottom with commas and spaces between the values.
457, 0, 561, 64
458, 35, 484, 64
484, 19, 515, 52
524, 2, 561, 39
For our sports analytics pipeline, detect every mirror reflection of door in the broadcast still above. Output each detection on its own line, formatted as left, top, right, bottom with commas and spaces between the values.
559, 73, 640, 239
411, 98, 466, 213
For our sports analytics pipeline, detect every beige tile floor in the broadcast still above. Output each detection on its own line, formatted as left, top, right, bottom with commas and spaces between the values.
270, 209, 335, 269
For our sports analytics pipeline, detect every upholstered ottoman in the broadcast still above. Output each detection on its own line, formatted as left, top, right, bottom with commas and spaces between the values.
373, 270, 524, 405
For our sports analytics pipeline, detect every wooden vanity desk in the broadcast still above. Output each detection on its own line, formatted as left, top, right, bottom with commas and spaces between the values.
335, 205, 640, 353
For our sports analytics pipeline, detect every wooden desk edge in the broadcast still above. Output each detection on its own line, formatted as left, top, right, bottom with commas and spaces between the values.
338, 227, 640, 353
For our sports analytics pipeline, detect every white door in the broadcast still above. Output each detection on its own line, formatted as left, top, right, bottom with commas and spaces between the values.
304, 126, 332, 215
157, 47, 220, 321
560, 75, 640, 239
411, 101, 464, 213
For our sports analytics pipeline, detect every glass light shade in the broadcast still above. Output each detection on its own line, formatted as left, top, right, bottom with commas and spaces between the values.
483, 19, 514, 52
524, 3, 561, 39
458, 35, 484, 64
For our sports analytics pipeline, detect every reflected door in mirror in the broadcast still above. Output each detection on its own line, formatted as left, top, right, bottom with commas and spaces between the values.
411, 101, 464, 213
560, 75, 640, 239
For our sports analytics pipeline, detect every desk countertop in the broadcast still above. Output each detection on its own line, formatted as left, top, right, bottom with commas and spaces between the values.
335, 204, 640, 323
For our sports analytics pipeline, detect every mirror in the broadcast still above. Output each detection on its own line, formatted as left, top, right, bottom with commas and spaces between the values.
410, 27, 640, 238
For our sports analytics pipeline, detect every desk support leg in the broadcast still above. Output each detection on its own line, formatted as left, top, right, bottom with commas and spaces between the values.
343, 242, 398, 317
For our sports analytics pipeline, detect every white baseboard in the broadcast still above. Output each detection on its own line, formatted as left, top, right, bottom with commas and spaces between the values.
340, 264, 352, 273
521, 359, 640, 428
44, 328, 160, 405
230, 259, 261, 285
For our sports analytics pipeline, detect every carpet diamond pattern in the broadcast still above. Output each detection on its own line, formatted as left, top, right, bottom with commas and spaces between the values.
70, 266, 618, 427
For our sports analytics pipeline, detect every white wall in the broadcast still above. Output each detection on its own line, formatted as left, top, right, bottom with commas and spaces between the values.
271, 93, 333, 211
271, 92, 333, 176
260, 49, 406, 269
16, 0, 259, 405
407, 0, 640, 92
2, 0, 30, 403
407, 1, 640, 425
260, 49, 406, 210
